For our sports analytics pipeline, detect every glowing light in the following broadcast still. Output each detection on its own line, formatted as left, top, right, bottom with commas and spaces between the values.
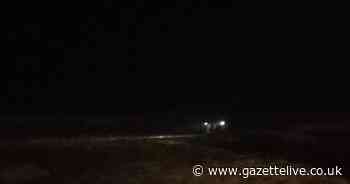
203, 122, 209, 126
219, 121, 226, 126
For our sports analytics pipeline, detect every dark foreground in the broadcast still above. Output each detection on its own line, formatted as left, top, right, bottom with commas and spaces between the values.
0, 134, 348, 184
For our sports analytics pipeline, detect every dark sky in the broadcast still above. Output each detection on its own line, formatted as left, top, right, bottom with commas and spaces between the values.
3, 1, 348, 116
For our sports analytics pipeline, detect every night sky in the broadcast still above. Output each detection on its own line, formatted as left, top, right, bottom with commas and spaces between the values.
3, 1, 349, 118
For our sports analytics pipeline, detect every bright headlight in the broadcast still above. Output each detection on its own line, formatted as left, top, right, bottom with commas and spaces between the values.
219, 121, 226, 126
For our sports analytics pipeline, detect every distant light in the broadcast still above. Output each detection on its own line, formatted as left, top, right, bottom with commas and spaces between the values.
219, 121, 226, 126
203, 122, 209, 126
158, 135, 165, 139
